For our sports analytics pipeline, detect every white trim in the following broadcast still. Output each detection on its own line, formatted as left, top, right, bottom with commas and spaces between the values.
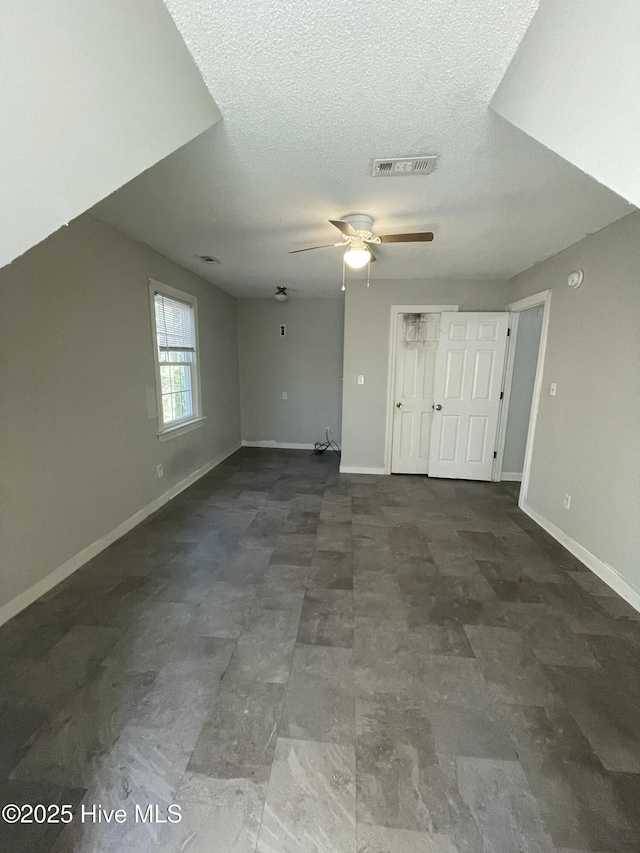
492, 312, 520, 481
501, 472, 523, 482
384, 304, 459, 475
493, 289, 552, 494
0, 442, 241, 628
518, 291, 551, 505
507, 291, 549, 312
158, 416, 206, 442
241, 440, 316, 450
521, 500, 640, 614
339, 465, 386, 475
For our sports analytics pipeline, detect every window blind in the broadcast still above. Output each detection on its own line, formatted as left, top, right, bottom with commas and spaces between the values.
154, 292, 195, 352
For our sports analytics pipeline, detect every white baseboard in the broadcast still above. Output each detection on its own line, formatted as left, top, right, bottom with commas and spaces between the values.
242, 440, 315, 450
520, 499, 640, 614
339, 465, 386, 475
0, 442, 241, 628
501, 472, 523, 482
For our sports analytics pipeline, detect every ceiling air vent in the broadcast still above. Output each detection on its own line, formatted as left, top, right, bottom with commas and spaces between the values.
196, 255, 221, 264
372, 155, 437, 177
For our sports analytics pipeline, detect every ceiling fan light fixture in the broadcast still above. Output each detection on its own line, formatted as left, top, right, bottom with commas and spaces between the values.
275, 286, 288, 301
344, 247, 371, 269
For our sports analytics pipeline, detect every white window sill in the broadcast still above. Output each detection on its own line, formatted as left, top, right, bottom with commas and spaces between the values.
158, 417, 206, 442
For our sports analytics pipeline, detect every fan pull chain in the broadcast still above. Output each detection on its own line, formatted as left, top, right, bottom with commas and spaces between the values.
367, 259, 371, 288
341, 257, 346, 292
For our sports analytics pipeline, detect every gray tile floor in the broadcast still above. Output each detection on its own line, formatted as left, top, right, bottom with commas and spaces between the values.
1, 448, 640, 852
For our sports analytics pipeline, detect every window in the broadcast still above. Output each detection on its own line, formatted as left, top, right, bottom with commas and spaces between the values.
150, 280, 204, 440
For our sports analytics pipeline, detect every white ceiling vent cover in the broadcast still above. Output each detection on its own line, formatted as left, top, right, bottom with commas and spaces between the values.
372, 156, 437, 177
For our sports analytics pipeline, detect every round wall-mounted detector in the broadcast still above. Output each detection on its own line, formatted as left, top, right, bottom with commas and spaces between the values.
567, 270, 584, 289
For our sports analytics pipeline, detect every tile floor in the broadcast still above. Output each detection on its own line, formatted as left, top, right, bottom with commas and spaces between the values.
1, 448, 640, 852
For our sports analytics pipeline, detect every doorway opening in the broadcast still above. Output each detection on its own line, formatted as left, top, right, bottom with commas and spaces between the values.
493, 290, 552, 505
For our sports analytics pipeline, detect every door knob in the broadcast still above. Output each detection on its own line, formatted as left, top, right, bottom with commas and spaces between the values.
434, 404, 442, 411
396, 402, 402, 408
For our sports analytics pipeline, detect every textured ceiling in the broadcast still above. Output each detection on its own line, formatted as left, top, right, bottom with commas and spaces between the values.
93, 0, 633, 297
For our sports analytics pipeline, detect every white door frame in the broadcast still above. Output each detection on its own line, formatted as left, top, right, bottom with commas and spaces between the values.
384, 304, 458, 475
492, 289, 552, 507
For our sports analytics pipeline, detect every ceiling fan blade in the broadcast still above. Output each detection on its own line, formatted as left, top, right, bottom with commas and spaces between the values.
378, 232, 434, 243
329, 219, 359, 237
289, 243, 340, 254
367, 246, 377, 262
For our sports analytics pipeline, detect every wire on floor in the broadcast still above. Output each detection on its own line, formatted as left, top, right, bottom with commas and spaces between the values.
311, 428, 341, 457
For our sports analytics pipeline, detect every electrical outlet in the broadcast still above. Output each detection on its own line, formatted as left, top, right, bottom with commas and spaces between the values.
282, 391, 287, 400
563, 493, 571, 509
550, 383, 557, 396
357, 375, 365, 385
157, 464, 164, 478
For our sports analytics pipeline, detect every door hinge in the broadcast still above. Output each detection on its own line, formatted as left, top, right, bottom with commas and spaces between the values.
493, 451, 497, 459
507, 328, 511, 337
500, 391, 504, 400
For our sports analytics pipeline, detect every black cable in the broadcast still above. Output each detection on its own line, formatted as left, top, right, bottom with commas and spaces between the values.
311, 428, 341, 457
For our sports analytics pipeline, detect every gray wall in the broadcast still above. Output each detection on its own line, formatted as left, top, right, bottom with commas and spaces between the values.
502, 305, 544, 475
238, 299, 344, 446
510, 211, 640, 595
340, 278, 511, 471
0, 214, 241, 614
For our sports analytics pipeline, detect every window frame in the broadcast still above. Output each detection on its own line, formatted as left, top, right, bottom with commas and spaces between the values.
149, 278, 205, 442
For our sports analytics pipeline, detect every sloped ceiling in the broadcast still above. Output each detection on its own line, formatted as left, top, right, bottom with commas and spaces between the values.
1, 0, 219, 270
93, 0, 633, 297
492, 0, 640, 208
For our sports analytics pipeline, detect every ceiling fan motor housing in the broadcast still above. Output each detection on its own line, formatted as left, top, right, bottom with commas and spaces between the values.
342, 214, 375, 238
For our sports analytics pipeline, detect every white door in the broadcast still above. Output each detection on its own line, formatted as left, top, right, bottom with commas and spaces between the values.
391, 313, 440, 474
428, 312, 509, 480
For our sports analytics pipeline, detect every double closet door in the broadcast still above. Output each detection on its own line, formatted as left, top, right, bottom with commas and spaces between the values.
391, 312, 509, 480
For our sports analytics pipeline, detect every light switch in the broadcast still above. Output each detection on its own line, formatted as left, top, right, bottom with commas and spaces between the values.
282, 391, 287, 399
357, 375, 365, 385
550, 383, 557, 396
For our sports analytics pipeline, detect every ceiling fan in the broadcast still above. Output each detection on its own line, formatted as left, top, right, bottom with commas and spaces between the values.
289, 214, 434, 269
